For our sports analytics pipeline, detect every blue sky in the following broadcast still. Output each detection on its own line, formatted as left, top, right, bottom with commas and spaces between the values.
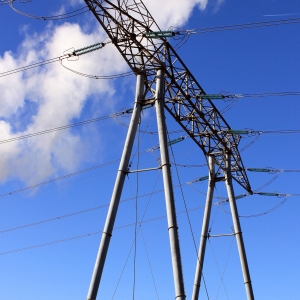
0, 0, 300, 299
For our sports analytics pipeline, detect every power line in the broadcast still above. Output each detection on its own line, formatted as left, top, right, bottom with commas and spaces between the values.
59, 58, 134, 79
0, 104, 299, 147
3, 187, 300, 255
0, 159, 120, 199
0, 40, 134, 79
0, 110, 128, 144
254, 129, 300, 134
218, 192, 297, 219
234, 91, 300, 98
207, 239, 230, 300
0, 139, 198, 200
247, 167, 300, 173
1, 172, 213, 234
0, 111, 185, 149
9, 1, 90, 20
111, 170, 163, 300
196, 91, 300, 100
140, 227, 160, 299
225, 129, 300, 136
2, 169, 298, 235
238, 197, 289, 218
218, 191, 300, 206
0, 187, 167, 234
0, 104, 298, 201
1, 170, 299, 248
0, 205, 205, 256
189, 128, 300, 137
146, 17, 300, 39
0, 0, 16, 5
240, 133, 260, 152
0, 105, 295, 171
0, 57, 61, 77
179, 17, 300, 35
0, 49, 134, 79
0, 42, 107, 77
0, 111, 184, 149
0, 105, 159, 145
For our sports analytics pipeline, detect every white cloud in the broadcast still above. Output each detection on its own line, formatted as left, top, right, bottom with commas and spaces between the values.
135, 0, 209, 29
0, 21, 127, 184
0, 0, 221, 185
214, 0, 226, 12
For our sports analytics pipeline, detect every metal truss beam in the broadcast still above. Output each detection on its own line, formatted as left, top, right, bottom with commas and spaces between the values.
84, 0, 252, 193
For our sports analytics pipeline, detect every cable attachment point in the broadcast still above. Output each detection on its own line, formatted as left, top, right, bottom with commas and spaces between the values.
63, 47, 79, 61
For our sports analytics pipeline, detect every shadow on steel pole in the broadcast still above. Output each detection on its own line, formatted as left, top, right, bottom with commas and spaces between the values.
86, 73, 145, 300
155, 67, 186, 300
192, 156, 215, 300
224, 152, 254, 300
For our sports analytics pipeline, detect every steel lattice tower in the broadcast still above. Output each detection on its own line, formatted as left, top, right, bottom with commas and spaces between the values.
83, 1, 255, 299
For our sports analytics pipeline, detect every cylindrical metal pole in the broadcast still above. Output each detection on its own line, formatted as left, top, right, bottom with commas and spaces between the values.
192, 156, 215, 300
224, 152, 254, 300
155, 68, 186, 300
86, 73, 145, 300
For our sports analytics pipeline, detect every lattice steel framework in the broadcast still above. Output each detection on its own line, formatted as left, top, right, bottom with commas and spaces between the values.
83, 0, 252, 191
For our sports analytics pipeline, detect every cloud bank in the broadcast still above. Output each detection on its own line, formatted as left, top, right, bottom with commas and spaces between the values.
144, 0, 209, 28
0, 0, 219, 184
0, 22, 126, 184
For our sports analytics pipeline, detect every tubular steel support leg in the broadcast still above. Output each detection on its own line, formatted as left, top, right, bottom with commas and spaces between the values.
86, 73, 145, 300
155, 68, 186, 300
224, 152, 254, 300
192, 156, 215, 300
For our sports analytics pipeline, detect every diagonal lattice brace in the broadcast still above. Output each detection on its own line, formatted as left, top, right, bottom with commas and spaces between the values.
84, 0, 252, 193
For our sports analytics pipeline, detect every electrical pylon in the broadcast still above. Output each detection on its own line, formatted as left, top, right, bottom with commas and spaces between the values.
83, 1, 254, 299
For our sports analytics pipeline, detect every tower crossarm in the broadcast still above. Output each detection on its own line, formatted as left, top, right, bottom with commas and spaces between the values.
84, 0, 252, 193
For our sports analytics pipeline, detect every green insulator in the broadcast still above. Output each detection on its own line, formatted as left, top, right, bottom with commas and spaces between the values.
75, 50, 87, 56
75, 46, 85, 52
190, 176, 209, 183
125, 108, 134, 113
87, 47, 98, 53
198, 94, 225, 99
223, 194, 247, 202
74, 43, 104, 56
198, 175, 209, 181
125, 104, 152, 114
78, 43, 101, 52
225, 129, 248, 135
145, 31, 174, 38
142, 104, 153, 110
257, 192, 279, 197
77, 50, 90, 56
168, 137, 184, 146
76, 47, 98, 56
247, 168, 269, 172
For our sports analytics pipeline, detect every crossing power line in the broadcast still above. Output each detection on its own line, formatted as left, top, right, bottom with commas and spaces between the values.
1, 188, 299, 256
0, 41, 118, 77
0, 110, 130, 144
8, 1, 90, 20
176, 17, 300, 35
2, 2, 300, 299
